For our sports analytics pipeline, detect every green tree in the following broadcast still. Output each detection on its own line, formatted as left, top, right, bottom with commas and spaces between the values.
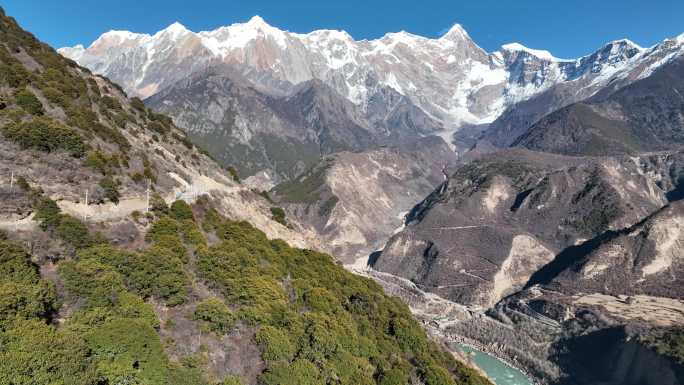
55, 214, 96, 250
255, 325, 296, 363
170, 200, 194, 221
14, 88, 43, 115
193, 298, 235, 335
259, 360, 323, 385
84, 318, 169, 385
33, 196, 61, 229
1, 117, 86, 157
0, 320, 96, 385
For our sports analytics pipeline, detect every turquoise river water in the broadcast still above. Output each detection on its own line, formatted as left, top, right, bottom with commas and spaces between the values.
454, 343, 533, 385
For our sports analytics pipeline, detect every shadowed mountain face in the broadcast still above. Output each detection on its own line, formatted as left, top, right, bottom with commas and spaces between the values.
146, 69, 444, 183
512, 56, 684, 156
481, 38, 684, 149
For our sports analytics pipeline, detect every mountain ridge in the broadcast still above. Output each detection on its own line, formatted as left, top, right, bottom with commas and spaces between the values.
60, 17, 684, 148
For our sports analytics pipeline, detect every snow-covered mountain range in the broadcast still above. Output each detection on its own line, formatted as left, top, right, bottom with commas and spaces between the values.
59, 17, 684, 142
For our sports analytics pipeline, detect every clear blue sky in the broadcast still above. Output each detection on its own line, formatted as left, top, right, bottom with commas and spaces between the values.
3, 0, 683, 58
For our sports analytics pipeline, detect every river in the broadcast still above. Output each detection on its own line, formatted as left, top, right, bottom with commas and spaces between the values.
454, 343, 533, 385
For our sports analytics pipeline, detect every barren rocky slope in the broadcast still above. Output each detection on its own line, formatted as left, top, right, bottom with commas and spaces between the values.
373, 149, 683, 306
272, 136, 458, 262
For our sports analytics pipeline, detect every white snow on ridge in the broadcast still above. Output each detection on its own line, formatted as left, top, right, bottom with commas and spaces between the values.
59, 16, 684, 140
197, 15, 289, 53
500, 42, 563, 61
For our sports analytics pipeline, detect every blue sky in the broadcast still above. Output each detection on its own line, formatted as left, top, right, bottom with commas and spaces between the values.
4, 0, 684, 58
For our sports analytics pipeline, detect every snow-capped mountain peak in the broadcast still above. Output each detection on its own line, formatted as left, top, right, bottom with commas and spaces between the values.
500, 42, 561, 61
59, 18, 684, 139
159, 21, 189, 38
440, 23, 470, 41
245, 15, 269, 28
91, 29, 148, 47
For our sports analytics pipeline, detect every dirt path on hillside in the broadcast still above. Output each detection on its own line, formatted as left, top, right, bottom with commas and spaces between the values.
58, 172, 241, 222
0, 213, 36, 231
0, 171, 240, 227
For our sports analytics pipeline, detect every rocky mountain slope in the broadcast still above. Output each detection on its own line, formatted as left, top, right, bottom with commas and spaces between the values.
481, 35, 684, 148
512, 55, 684, 156
368, 49, 684, 379
272, 136, 458, 262
0, 8, 492, 385
372, 149, 682, 307
145, 69, 443, 183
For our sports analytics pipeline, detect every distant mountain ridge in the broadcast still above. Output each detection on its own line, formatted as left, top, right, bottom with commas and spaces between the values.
59, 17, 684, 147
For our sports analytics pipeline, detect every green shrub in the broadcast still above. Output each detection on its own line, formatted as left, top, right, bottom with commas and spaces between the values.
259, 360, 322, 385
256, 326, 296, 363
170, 200, 194, 221
180, 219, 206, 246
222, 375, 244, 385
112, 112, 130, 128
14, 88, 43, 115
172, 132, 194, 149
84, 150, 120, 175
148, 111, 174, 127
270, 207, 287, 226
91, 121, 130, 151
0, 239, 57, 328
0, 320, 96, 384
0, 279, 56, 328
77, 244, 189, 306
130, 97, 146, 112
16, 175, 30, 191
42, 86, 69, 109
643, 328, 684, 363
2, 117, 86, 157
379, 367, 410, 385
420, 364, 456, 385
59, 259, 126, 308
83, 318, 169, 385
98, 176, 121, 204
153, 234, 188, 263
146, 216, 179, 242
33, 196, 61, 229
55, 214, 97, 250
389, 316, 428, 352
227, 166, 240, 183
150, 193, 168, 214
100, 95, 122, 111
0, 62, 32, 88
148, 121, 168, 135
193, 298, 236, 335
